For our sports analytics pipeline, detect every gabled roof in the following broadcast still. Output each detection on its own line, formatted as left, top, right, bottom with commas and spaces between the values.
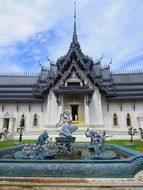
34, 38, 115, 97
34, 6, 115, 98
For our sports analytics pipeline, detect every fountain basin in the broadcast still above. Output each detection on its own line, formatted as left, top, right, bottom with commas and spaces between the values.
0, 144, 143, 178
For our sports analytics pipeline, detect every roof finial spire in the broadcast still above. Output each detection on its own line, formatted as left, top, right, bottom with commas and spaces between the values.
72, 1, 78, 44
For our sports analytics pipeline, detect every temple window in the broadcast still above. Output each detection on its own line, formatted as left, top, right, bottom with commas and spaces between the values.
113, 113, 118, 126
21, 114, 25, 126
33, 114, 38, 126
127, 113, 131, 126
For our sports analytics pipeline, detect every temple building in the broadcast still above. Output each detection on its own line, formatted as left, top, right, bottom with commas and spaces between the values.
0, 6, 143, 140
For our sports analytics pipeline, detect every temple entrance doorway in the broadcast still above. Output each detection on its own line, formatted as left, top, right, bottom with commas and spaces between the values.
3, 118, 9, 130
71, 105, 78, 121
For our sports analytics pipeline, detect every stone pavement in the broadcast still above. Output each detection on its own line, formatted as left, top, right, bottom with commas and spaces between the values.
0, 173, 143, 190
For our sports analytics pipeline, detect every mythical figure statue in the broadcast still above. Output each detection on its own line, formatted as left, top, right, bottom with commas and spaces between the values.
14, 130, 55, 160
36, 131, 49, 146
85, 128, 110, 157
56, 110, 78, 137
55, 110, 78, 154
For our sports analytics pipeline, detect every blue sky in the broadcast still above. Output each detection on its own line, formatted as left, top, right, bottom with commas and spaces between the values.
0, 0, 143, 73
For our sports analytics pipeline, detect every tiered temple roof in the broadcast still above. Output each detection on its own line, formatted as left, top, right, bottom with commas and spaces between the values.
0, 74, 40, 102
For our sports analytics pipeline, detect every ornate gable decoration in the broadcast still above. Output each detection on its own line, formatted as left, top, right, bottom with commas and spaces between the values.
65, 71, 82, 84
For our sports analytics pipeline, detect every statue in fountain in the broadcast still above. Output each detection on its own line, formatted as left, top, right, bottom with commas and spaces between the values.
85, 128, 114, 159
14, 131, 55, 160
85, 128, 107, 157
56, 110, 78, 137
36, 130, 49, 146
55, 110, 78, 153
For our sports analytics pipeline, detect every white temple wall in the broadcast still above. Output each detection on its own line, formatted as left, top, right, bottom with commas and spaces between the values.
102, 100, 143, 131
30, 103, 41, 113
18, 103, 29, 112
0, 102, 44, 134
4, 103, 16, 112
1, 96, 143, 140
101, 98, 110, 130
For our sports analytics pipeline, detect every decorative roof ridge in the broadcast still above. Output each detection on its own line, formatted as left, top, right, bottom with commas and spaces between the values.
111, 69, 143, 75
101, 58, 112, 70
101, 64, 110, 70
40, 66, 49, 71
93, 54, 104, 65
0, 72, 39, 77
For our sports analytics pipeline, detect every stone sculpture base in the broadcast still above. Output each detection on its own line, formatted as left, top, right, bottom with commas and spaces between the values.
55, 137, 76, 153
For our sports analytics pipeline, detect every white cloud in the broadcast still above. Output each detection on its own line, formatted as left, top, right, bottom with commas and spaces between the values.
0, 61, 23, 73
0, 0, 143, 72
0, 0, 64, 44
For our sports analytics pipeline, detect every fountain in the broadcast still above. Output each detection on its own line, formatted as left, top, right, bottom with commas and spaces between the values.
0, 111, 143, 178
13, 131, 55, 160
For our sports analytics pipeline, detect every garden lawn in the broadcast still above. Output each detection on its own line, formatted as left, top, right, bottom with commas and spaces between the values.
0, 139, 36, 148
106, 140, 143, 152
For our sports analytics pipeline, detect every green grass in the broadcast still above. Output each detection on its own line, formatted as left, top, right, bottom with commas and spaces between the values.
106, 140, 143, 152
0, 139, 36, 148
0, 139, 143, 152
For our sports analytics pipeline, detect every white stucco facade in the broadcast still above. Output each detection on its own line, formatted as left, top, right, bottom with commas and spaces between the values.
0, 86, 142, 141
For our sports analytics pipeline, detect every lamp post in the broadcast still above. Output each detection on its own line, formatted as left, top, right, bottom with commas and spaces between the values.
17, 118, 25, 142
128, 127, 137, 144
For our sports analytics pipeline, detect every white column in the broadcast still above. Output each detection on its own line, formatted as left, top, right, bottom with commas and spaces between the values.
97, 94, 103, 124
8, 118, 14, 133
120, 114, 126, 130
0, 118, 4, 131
47, 94, 51, 124
84, 95, 89, 124
58, 95, 63, 119
38, 113, 43, 130
40, 102, 44, 129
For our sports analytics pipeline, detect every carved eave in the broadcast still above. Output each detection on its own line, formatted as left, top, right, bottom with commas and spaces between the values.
53, 85, 94, 106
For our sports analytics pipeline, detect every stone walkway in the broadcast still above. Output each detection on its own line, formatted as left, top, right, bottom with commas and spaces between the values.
0, 174, 143, 190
